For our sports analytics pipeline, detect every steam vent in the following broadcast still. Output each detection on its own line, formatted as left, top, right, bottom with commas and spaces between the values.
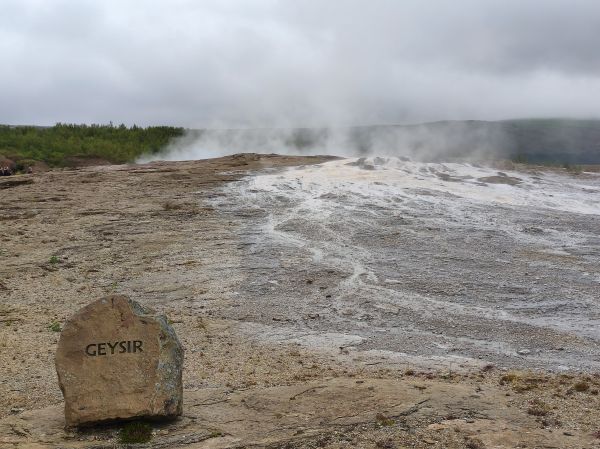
55, 295, 183, 427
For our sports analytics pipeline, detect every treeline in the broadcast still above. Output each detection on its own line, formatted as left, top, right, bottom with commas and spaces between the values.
0, 123, 184, 167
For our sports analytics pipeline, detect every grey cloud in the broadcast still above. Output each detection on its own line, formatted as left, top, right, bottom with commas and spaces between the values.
1, 0, 600, 127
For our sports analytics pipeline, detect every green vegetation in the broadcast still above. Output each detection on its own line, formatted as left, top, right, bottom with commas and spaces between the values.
119, 421, 153, 444
49, 255, 59, 265
0, 123, 184, 167
48, 321, 61, 332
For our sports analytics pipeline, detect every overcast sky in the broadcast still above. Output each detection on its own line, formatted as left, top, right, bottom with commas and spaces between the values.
2, 0, 600, 127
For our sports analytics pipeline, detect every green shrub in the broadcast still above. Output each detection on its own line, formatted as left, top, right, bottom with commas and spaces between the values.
119, 421, 153, 444
48, 321, 61, 332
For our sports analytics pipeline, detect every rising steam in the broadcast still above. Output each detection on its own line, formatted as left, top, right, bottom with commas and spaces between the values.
139, 119, 600, 164
140, 121, 514, 163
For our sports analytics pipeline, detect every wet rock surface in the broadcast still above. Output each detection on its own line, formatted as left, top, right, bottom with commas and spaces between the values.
55, 295, 183, 426
214, 158, 600, 371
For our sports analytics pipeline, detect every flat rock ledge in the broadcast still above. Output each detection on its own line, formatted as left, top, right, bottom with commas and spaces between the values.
55, 295, 184, 427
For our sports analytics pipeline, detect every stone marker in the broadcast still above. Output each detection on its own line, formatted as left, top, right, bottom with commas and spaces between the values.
55, 295, 184, 427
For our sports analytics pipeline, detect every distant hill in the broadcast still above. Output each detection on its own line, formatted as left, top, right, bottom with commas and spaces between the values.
380, 118, 600, 163
499, 119, 600, 164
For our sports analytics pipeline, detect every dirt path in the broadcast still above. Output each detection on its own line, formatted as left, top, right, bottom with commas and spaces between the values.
1, 155, 599, 448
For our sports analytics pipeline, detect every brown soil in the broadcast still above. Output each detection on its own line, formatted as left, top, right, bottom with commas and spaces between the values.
0, 154, 598, 448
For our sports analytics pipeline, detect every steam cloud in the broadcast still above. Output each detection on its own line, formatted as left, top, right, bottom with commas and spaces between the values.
142, 118, 600, 164
142, 122, 514, 162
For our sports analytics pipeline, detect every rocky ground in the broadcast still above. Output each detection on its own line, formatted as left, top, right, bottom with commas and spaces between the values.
1, 154, 599, 448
